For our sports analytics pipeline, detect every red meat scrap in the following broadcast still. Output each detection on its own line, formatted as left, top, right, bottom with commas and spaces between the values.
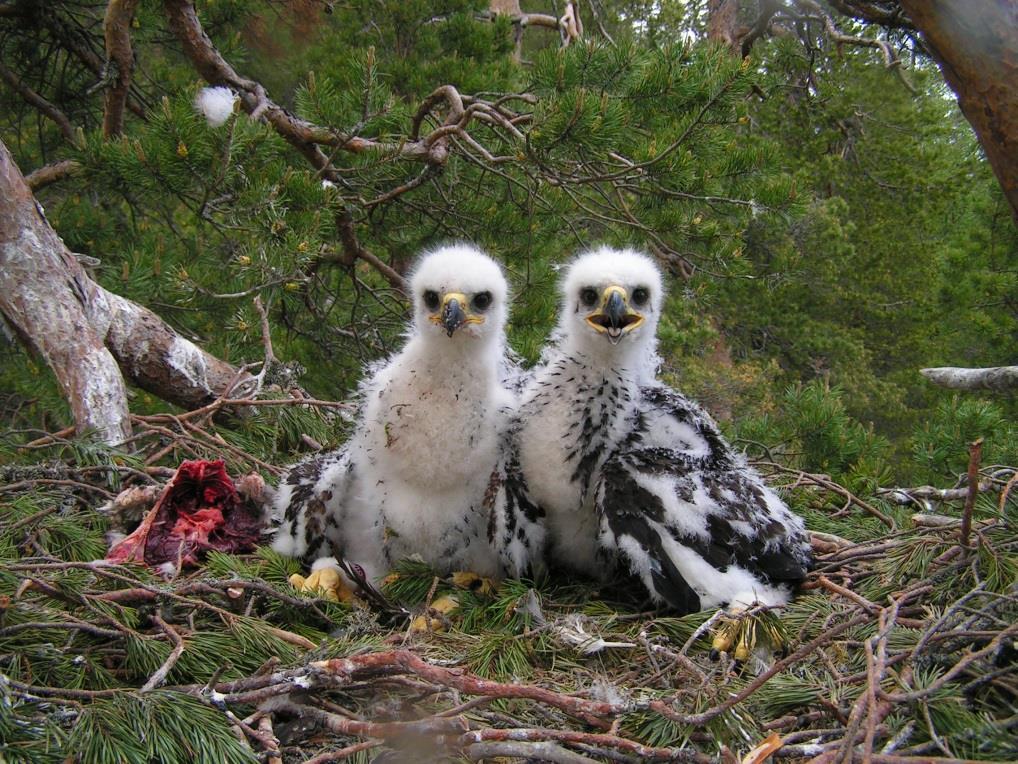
106, 459, 264, 571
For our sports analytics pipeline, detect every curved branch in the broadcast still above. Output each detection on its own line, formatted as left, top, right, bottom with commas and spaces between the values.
0, 139, 130, 443
824, 0, 915, 30
411, 84, 465, 140
162, 0, 431, 293
162, 0, 441, 171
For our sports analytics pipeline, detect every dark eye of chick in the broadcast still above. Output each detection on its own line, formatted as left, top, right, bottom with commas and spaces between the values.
632, 287, 649, 306
423, 290, 440, 310
472, 291, 492, 311
580, 287, 599, 307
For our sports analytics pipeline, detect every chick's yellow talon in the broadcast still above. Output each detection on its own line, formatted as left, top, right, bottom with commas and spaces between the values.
409, 614, 438, 632
289, 566, 355, 603
428, 593, 461, 615
710, 618, 739, 656
709, 608, 788, 665
409, 594, 461, 633
450, 571, 498, 596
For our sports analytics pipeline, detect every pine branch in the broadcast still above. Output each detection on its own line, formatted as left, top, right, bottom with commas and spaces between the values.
1, 140, 260, 442
161, 0, 438, 170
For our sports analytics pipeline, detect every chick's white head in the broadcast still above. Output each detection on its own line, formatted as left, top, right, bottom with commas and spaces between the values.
558, 247, 664, 362
409, 244, 509, 345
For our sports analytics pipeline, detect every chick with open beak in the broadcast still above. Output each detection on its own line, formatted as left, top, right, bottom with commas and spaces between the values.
583, 285, 645, 344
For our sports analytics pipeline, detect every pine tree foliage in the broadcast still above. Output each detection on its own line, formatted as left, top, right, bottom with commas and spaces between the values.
69, 692, 257, 764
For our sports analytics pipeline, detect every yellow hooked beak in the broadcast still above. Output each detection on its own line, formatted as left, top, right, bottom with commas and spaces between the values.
428, 292, 486, 337
584, 285, 645, 345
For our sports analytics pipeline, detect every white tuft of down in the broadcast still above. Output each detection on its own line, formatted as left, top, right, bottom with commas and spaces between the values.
194, 87, 238, 128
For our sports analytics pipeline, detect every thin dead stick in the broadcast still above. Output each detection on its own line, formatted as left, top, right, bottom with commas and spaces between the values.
302, 740, 382, 764
277, 699, 468, 739
880, 623, 1018, 702
311, 651, 623, 727
0, 478, 115, 497
20, 425, 77, 448
459, 727, 712, 762
140, 614, 185, 691
256, 714, 282, 764
999, 470, 1018, 513
760, 462, 896, 528
960, 438, 983, 549
817, 575, 879, 614
463, 740, 598, 764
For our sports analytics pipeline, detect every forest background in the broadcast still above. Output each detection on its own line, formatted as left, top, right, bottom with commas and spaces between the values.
1, 2, 1016, 763
1, 0, 1015, 485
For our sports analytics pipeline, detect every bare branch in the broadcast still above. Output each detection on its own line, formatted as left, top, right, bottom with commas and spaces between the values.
140, 613, 185, 692
162, 0, 442, 170
824, 0, 915, 30
101, 289, 253, 411
463, 740, 597, 764
740, 0, 783, 58
920, 365, 1018, 392
162, 0, 439, 292
309, 651, 623, 727
336, 212, 407, 293
959, 438, 983, 549
25, 159, 81, 191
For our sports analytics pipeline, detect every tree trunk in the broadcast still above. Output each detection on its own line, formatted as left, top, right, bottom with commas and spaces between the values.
707, 0, 740, 54
0, 139, 251, 444
898, 0, 1018, 220
0, 141, 131, 443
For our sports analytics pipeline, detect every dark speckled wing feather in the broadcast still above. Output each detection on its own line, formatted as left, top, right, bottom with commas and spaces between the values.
489, 422, 546, 579
272, 446, 354, 565
596, 383, 812, 613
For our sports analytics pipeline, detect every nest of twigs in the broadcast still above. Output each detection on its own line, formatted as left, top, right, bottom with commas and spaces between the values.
1, 411, 1015, 764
